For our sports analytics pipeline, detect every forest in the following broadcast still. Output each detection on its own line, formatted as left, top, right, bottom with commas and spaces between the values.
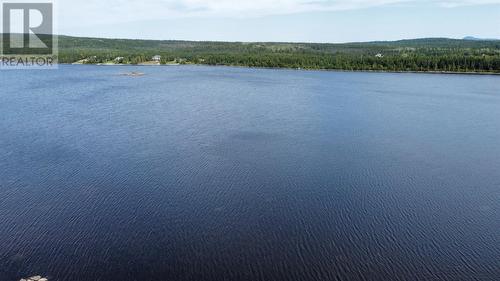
12, 35, 500, 72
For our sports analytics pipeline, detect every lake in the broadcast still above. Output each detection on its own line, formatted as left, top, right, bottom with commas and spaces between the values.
0, 65, 499, 281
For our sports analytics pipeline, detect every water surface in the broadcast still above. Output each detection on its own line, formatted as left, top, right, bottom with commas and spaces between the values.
1, 65, 499, 281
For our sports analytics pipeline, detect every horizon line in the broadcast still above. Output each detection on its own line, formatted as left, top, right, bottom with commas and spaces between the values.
3, 33, 499, 45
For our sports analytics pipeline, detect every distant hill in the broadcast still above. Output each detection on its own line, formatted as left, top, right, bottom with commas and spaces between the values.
55, 35, 500, 53
2, 34, 499, 73
463, 36, 499, 41
57, 36, 500, 73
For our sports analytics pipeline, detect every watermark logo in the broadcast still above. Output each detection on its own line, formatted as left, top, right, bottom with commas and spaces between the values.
1, 1, 57, 69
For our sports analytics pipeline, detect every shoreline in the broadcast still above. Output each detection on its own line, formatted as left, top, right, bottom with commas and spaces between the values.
60, 63, 500, 76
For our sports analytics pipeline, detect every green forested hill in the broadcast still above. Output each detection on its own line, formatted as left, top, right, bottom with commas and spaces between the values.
23, 35, 500, 72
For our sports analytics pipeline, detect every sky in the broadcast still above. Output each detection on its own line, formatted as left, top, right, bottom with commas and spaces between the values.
55, 0, 500, 42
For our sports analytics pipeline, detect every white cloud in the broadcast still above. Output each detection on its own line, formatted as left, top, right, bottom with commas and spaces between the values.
437, 0, 500, 7
59, 0, 500, 27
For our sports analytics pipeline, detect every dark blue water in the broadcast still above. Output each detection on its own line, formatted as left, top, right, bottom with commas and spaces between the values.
1, 65, 499, 281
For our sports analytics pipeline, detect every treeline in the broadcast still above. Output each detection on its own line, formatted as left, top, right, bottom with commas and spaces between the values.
55, 36, 500, 73
197, 53, 500, 72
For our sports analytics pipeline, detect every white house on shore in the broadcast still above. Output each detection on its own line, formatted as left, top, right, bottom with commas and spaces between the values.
152, 55, 161, 62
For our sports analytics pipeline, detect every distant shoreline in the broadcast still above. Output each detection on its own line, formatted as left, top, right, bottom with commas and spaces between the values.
60, 63, 500, 76
50, 36, 500, 74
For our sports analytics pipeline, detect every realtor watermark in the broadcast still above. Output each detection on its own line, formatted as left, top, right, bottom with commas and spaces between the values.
1, 1, 57, 69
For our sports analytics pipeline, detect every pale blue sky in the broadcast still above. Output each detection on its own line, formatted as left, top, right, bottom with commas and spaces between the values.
58, 0, 500, 42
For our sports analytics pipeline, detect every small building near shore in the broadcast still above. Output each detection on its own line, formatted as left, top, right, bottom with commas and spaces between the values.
152, 55, 161, 62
